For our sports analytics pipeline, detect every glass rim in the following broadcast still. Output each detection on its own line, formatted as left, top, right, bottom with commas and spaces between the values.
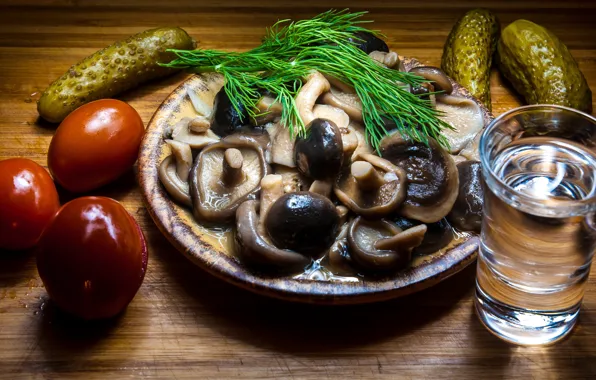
479, 104, 596, 217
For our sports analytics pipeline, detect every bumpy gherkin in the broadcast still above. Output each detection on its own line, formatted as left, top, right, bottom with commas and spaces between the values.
441, 9, 500, 111
497, 19, 592, 113
38, 27, 196, 123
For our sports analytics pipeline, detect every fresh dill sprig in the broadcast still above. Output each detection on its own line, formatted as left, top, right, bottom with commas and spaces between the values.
162, 9, 451, 150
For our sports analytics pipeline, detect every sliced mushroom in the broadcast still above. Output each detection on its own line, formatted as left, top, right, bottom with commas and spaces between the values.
347, 217, 426, 272
369, 50, 400, 69
158, 155, 192, 207
321, 88, 363, 122
171, 117, 220, 149
295, 71, 331, 126
380, 133, 459, 223
295, 118, 344, 180
408, 66, 453, 94
190, 134, 270, 223
265, 192, 340, 257
393, 217, 454, 255
448, 161, 484, 232
436, 94, 485, 153
334, 153, 407, 218
252, 95, 283, 126
266, 121, 296, 167
235, 200, 310, 272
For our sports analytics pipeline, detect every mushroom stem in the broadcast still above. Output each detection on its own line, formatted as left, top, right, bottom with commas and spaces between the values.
189, 116, 211, 133
309, 180, 332, 198
336, 205, 350, 226
374, 225, 427, 251
165, 139, 193, 182
351, 161, 386, 191
259, 174, 284, 227
222, 148, 244, 186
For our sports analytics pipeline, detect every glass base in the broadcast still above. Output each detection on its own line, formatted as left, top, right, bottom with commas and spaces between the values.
475, 284, 579, 346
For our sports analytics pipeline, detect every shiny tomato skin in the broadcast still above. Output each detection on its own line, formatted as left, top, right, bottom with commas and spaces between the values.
37, 196, 148, 320
48, 99, 144, 193
0, 158, 60, 250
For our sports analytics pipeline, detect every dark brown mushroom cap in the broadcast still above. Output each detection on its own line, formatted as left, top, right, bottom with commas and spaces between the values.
158, 155, 192, 207
408, 66, 453, 94
347, 217, 426, 272
393, 217, 454, 255
295, 118, 344, 180
265, 192, 340, 257
334, 153, 407, 218
448, 161, 484, 232
380, 134, 459, 223
190, 134, 270, 223
235, 200, 310, 272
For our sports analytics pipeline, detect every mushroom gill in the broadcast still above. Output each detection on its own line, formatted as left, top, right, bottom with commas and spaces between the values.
190, 134, 270, 223
334, 153, 407, 218
158, 139, 193, 207
380, 133, 459, 223
435, 94, 485, 153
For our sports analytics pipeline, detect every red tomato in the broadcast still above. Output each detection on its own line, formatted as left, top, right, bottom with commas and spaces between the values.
48, 99, 144, 193
0, 158, 60, 250
37, 196, 148, 319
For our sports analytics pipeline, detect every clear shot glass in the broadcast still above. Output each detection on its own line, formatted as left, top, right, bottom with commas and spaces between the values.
475, 105, 596, 345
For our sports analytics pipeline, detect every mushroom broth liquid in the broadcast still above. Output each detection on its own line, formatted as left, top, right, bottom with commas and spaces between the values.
476, 137, 596, 343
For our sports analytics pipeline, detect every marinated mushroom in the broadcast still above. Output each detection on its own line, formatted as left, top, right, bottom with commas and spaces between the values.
295, 71, 331, 126
458, 129, 482, 162
408, 66, 453, 94
348, 31, 389, 54
326, 223, 358, 276
369, 50, 400, 69
251, 94, 283, 126
266, 121, 296, 167
235, 200, 310, 272
380, 134, 459, 223
436, 94, 485, 153
190, 134, 270, 223
211, 87, 250, 137
321, 87, 363, 122
334, 153, 407, 218
448, 161, 484, 232
312, 105, 349, 130
323, 74, 356, 94
393, 217, 454, 255
273, 165, 311, 193
295, 118, 344, 180
158, 140, 193, 207
347, 217, 427, 272
265, 192, 340, 257
171, 117, 220, 149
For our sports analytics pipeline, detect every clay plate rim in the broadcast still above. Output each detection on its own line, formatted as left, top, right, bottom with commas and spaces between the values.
138, 57, 493, 304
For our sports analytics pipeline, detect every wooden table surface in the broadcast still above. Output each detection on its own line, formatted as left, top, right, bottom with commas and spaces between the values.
1, 1, 596, 378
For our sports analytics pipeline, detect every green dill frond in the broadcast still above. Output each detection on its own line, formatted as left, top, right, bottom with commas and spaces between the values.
160, 9, 451, 151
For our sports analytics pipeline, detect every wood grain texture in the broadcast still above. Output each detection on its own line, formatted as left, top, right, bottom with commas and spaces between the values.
0, 1, 595, 378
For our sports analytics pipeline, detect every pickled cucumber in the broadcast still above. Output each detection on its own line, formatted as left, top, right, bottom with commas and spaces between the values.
497, 19, 592, 113
38, 27, 196, 123
441, 9, 500, 111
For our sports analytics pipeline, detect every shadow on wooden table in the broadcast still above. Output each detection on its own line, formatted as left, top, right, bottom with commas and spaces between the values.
149, 228, 479, 355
